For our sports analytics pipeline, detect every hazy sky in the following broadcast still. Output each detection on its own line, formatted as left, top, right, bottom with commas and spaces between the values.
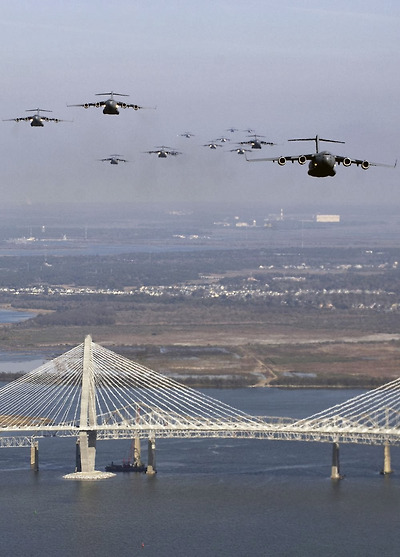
1, 0, 399, 212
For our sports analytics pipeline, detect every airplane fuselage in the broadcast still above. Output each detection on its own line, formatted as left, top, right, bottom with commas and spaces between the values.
158, 151, 167, 158
31, 116, 44, 127
308, 151, 336, 177
103, 100, 120, 115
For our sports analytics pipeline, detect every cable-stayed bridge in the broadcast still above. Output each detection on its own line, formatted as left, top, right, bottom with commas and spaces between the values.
0, 335, 399, 479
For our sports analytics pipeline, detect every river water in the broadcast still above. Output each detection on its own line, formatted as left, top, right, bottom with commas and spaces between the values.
1, 387, 399, 557
0, 308, 35, 324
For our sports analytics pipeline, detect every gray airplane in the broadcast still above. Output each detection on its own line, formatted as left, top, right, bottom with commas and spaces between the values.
245, 134, 397, 177
68, 91, 150, 115
239, 134, 275, 149
229, 147, 252, 155
179, 132, 195, 138
99, 154, 128, 165
203, 142, 223, 149
145, 146, 181, 158
3, 108, 68, 127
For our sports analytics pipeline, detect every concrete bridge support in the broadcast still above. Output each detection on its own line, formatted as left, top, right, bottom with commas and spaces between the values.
30, 440, 39, 472
78, 431, 97, 474
146, 438, 156, 475
382, 442, 392, 475
331, 442, 342, 480
75, 439, 81, 472
134, 436, 142, 466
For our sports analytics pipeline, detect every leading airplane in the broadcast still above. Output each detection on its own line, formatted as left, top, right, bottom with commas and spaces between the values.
67, 91, 152, 115
3, 108, 69, 127
246, 134, 397, 177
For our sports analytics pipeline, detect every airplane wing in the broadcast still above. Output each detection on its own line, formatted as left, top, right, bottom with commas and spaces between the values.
335, 155, 397, 169
245, 154, 313, 163
67, 102, 105, 108
43, 117, 69, 123
117, 102, 141, 110
3, 117, 33, 122
117, 103, 156, 110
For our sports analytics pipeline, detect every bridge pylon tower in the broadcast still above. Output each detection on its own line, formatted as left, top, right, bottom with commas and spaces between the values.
65, 335, 114, 480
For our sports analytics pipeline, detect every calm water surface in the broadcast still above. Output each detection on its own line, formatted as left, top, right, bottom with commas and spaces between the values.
0, 308, 35, 324
1, 388, 400, 556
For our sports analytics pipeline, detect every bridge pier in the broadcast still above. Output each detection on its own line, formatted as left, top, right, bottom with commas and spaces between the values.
146, 438, 156, 475
331, 442, 342, 480
78, 431, 97, 473
134, 436, 142, 466
75, 439, 81, 472
382, 442, 392, 475
30, 440, 39, 472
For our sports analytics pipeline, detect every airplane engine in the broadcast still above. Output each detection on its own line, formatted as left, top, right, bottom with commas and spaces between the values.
278, 157, 286, 166
121, 103, 127, 108
342, 157, 352, 167
95, 102, 101, 108
361, 160, 370, 170
83, 104, 90, 109
133, 105, 139, 110
298, 155, 307, 165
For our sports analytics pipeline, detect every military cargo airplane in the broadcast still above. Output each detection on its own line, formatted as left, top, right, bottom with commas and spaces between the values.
203, 142, 223, 149
145, 146, 181, 158
67, 91, 151, 115
239, 134, 275, 149
99, 155, 128, 165
245, 134, 397, 177
229, 147, 252, 155
3, 108, 69, 127
179, 132, 195, 138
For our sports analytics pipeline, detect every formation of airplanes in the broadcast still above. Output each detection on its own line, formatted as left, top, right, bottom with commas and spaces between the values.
3, 91, 397, 178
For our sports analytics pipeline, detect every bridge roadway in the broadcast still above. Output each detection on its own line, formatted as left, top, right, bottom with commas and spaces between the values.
1, 413, 399, 446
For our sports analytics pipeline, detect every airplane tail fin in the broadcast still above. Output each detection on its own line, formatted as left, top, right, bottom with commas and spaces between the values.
288, 135, 345, 153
